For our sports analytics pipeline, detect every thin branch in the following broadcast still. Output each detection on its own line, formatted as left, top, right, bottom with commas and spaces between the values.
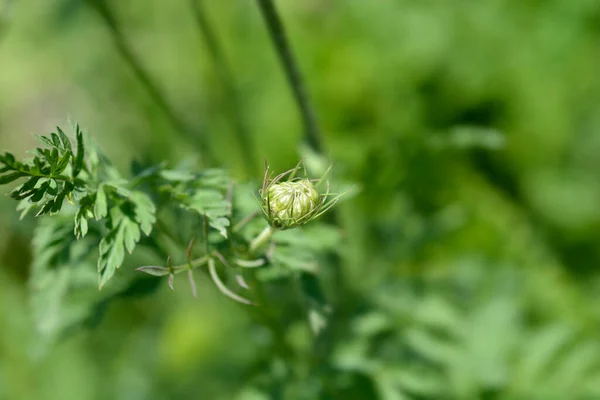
190, 0, 257, 176
256, 0, 323, 154
87, 0, 213, 163
208, 258, 253, 305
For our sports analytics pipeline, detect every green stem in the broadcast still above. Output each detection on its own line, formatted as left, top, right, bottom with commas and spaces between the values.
88, 0, 213, 164
190, 0, 256, 176
249, 225, 276, 253
232, 210, 260, 232
256, 0, 323, 153
172, 255, 209, 273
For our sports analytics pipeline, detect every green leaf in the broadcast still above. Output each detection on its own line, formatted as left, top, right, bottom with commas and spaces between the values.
29, 180, 50, 202
160, 169, 196, 181
36, 200, 56, 217
300, 272, 330, 335
56, 126, 72, 153
136, 265, 170, 277
123, 219, 141, 254
75, 195, 94, 239
130, 191, 156, 236
36, 134, 55, 149
30, 215, 146, 354
72, 124, 85, 177
96, 193, 155, 288
186, 190, 230, 238
94, 187, 108, 220
98, 217, 126, 289
17, 198, 37, 219
54, 149, 72, 174
0, 171, 25, 184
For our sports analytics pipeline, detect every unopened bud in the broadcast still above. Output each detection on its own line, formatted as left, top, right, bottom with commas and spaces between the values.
258, 162, 346, 230
264, 179, 320, 229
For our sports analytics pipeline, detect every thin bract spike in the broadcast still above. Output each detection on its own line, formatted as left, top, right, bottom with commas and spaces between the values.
315, 164, 332, 188
208, 258, 253, 305
287, 159, 304, 181
233, 210, 261, 232
234, 258, 266, 268
312, 193, 346, 219
186, 237, 195, 262
214, 251, 232, 269
262, 159, 270, 192
188, 270, 197, 298
252, 191, 269, 218
202, 213, 209, 254
235, 273, 250, 290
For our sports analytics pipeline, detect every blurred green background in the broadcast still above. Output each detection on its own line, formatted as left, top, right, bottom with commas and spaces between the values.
2, 0, 600, 399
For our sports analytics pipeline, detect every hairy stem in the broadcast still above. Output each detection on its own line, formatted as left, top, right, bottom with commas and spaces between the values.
87, 0, 213, 163
256, 0, 323, 153
190, 0, 257, 176
249, 225, 276, 253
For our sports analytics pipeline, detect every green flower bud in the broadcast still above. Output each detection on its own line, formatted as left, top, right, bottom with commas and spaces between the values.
257, 162, 346, 231
264, 179, 320, 229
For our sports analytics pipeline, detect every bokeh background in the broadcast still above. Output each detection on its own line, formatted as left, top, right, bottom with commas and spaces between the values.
2, 0, 600, 399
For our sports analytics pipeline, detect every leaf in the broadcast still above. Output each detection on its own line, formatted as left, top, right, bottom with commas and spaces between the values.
380, 367, 445, 397
96, 192, 155, 288
160, 169, 195, 181
74, 195, 94, 239
72, 124, 85, 177
36, 200, 56, 217
196, 168, 231, 189
30, 215, 148, 354
130, 191, 156, 236
36, 134, 55, 149
98, 217, 126, 289
0, 171, 25, 184
308, 308, 328, 336
122, 219, 141, 254
94, 186, 107, 220
1, 126, 86, 221
56, 126, 72, 153
404, 328, 460, 366
186, 190, 230, 237
300, 272, 330, 335
54, 149, 72, 174
29, 180, 50, 202
516, 325, 574, 386
16, 198, 37, 219
136, 265, 170, 277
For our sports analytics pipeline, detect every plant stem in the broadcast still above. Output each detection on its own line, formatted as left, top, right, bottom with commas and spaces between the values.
249, 225, 276, 253
190, 0, 257, 176
233, 210, 260, 232
173, 255, 209, 273
87, 0, 213, 163
256, 0, 323, 153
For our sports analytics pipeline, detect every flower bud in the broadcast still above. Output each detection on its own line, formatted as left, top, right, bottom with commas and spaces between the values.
263, 179, 320, 229
257, 162, 346, 231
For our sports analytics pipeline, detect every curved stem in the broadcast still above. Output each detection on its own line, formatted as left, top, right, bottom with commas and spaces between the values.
249, 225, 276, 253
208, 258, 253, 305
